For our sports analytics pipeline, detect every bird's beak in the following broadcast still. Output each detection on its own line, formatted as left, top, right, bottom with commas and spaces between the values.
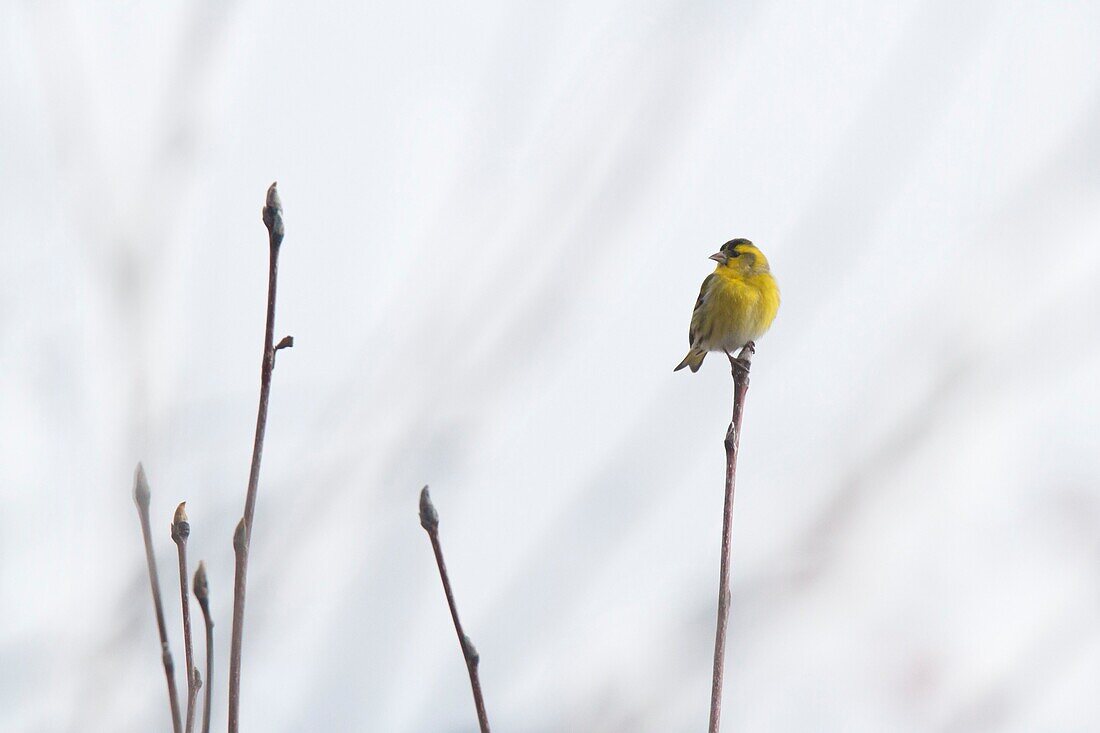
709, 252, 728, 265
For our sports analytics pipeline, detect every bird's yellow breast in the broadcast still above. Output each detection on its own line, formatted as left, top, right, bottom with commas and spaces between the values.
693, 268, 780, 351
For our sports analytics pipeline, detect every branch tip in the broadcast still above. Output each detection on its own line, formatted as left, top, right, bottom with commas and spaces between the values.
135, 461, 183, 733
196, 560, 214, 733
230, 179, 289, 733
419, 486, 439, 531
133, 462, 151, 509
265, 181, 280, 211
262, 181, 284, 244
172, 502, 190, 543
419, 483, 490, 730
193, 561, 209, 603
275, 335, 294, 351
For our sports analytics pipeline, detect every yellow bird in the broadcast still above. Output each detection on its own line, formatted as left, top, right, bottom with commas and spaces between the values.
675, 238, 780, 373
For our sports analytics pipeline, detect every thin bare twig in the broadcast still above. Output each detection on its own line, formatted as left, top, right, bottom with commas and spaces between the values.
171, 502, 198, 732
184, 669, 202, 733
229, 518, 248, 732
708, 342, 755, 733
228, 182, 291, 733
133, 463, 183, 733
419, 487, 491, 733
193, 561, 214, 733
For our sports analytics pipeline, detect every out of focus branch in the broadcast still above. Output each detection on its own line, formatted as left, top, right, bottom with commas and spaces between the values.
708, 342, 754, 733
133, 464, 184, 733
193, 562, 214, 733
228, 182, 292, 733
419, 487, 491, 733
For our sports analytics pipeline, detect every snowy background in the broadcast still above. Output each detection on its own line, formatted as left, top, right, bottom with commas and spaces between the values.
3, 1, 1100, 731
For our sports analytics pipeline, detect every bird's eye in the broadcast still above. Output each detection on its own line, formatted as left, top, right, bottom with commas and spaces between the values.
728, 250, 741, 258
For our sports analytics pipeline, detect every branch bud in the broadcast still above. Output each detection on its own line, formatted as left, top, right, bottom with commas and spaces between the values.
462, 634, 480, 667
419, 486, 439, 532
193, 561, 209, 604
262, 182, 284, 246
233, 517, 248, 554
133, 462, 151, 511
171, 502, 190, 543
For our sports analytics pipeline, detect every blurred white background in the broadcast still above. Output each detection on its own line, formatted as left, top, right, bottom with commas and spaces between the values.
2, 1, 1100, 731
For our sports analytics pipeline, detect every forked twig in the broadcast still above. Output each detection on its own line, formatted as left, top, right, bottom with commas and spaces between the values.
133, 464, 183, 733
184, 670, 202, 733
419, 487, 491, 733
171, 502, 198, 732
193, 562, 214, 733
708, 342, 755, 733
228, 182, 292, 733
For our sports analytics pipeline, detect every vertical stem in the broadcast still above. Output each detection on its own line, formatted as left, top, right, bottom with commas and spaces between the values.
202, 617, 214, 733
228, 183, 290, 733
229, 518, 247, 732
419, 487, 491, 733
172, 503, 197, 732
242, 188, 283, 541
133, 464, 183, 733
708, 346, 753, 733
194, 562, 214, 733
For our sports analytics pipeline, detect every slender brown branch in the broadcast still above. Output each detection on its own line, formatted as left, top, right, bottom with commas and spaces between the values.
229, 182, 291, 733
229, 517, 247, 733
708, 342, 754, 733
133, 463, 183, 733
184, 669, 201, 733
419, 487, 491, 733
193, 561, 214, 733
171, 502, 198, 732
227, 517, 247, 726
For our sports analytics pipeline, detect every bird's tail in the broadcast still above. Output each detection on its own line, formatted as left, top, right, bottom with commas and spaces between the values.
674, 349, 707, 373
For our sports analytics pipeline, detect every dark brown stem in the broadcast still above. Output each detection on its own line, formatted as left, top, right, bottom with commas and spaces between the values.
229, 182, 290, 733
171, 503, 197, 732
133, 463, 183, 733
419, 487, 491, 733
193, 562, 214, 733
708, 343, 754, 733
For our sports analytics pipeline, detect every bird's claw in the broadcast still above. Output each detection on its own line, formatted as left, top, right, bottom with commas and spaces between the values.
725, 345, 753, 376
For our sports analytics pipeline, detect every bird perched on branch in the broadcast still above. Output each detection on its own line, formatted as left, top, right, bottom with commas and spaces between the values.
675, 238, 780, 373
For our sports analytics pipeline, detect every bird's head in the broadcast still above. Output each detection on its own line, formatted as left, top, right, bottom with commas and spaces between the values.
709, 238, 770, 274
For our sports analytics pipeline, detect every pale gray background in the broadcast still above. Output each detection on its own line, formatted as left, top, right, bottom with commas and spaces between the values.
2, 1, 1100, 731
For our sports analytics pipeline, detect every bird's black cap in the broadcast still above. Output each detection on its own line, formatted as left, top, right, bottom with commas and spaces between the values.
721, 238, 753, 256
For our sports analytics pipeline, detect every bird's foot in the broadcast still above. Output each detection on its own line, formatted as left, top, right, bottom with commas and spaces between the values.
724, 348, 752, 377
727, 342, 755, 375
